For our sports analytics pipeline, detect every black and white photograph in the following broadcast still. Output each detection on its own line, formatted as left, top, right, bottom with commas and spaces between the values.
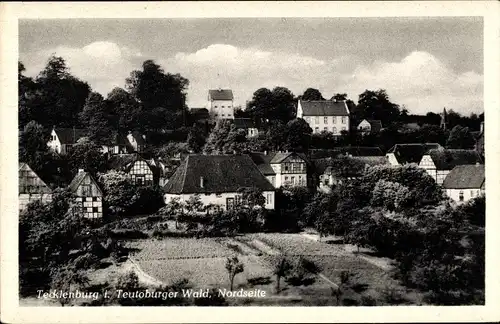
1, 1, 499, 323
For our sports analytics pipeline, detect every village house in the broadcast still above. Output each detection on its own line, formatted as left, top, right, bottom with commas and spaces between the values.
100, 133, 129, 155
18, 163, 52, 211
357, 119, 383, 135
68, 169, 103, 219
108, 153, 156, 186
386, 143, 443, 166
47, 127, 88, 154
233, 118, 259, 138
249, 151, 309, 188
418, 148, 483, 185
163, 154, 276, 210
442, 164, 485, 204
126, 131, 147, 153
296, 100, 350, 135
207, 89, 234, 120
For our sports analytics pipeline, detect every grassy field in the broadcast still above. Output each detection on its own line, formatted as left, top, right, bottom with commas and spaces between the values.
123, 234, 423, 305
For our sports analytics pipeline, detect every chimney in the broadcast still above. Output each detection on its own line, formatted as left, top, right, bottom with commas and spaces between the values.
480, 121, 484, 133
200, 176, 204, 188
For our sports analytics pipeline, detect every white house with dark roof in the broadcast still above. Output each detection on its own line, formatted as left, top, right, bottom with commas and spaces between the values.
163, 154, 275, 210
443, 164, 485, 204
296, 100, 350, 135
249, 151, 308, 188
18, 163, 52, 211
233, 118, 259, 138
357, 119, 383, 135
386, 143, 443, 166
418, 148, 483, 185
47, 127, 88, 154
207, 89, 234, 119
68, 169, 103, 219
108, 153, 156, 186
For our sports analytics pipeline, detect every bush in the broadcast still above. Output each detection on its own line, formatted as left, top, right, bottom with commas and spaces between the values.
72, 253, 101, 270
285, 256, 317, 286
109, 229, 148, 240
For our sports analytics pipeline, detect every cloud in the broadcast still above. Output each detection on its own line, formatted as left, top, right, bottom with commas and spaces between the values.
20, 42, 482, 115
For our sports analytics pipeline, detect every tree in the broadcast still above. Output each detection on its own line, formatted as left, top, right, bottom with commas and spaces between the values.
271, 255, 292, 292
19, 62, 37, 128
67, 137, 107, 176
237, 187, 266, 208
246, 88, 274, 122
80, 92, 114, 144
106, 87, 141, 132
33, 56, 91, 128
370, 180, 411, 211
354, 89, 401, 126
98, 171, 137, 216
225, 256, 244, 291
446, 125, 475, 149
203, 120, 233, 154
329, 156, 367, 183
301, 88, 324, 101
284, 118, 313, 152
126, 60, 189, 113
187, 124, 206, 153
222, 127, 248, 154
51, 267, 90, 306
246, 87, 296, 123
265, 120, 287, 151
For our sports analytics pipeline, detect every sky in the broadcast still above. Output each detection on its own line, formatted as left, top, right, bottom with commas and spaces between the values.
19, 17, 483, 115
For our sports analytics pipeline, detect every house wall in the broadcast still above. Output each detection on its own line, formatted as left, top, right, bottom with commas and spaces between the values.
270, 159, 307, 188
208, 99, 234, 119
164, 191, 275, 210
266, 175, 276, 187
247, 128, 259, 137
75, 196, 103, 219
357, 120, 371, 133
303, 115, 350, 135
47, 130, 62, 154
446, 188, 483, 204
19, 193, 53, 211
129, 160, 154, 186
386, 153, 400, 166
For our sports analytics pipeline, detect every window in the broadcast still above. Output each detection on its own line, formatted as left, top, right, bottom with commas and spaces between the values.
215, 113, 218, 117
81, 184, 92, 196
324, 117, 328, 124
332, 116, 336, 123
136, 177, 144, 186
315, 127, 319, 133
222, 114, 225, 117
324, 178, 329, 185
285, 176, 288, 182
266, 193, 272, 205
324, 127, 328, 132
342, 116, 346, 124
227, 114, 231, 117
214, 105, 218, 108
216, 193, 222, 197
459, 190, 464, 202
222, 105, 225, 108
332, 127, 337, 134
226, 198, 235, 210
291, 176, 295, 184
470, 190, 475, 197
92, 207, 99, 213
284, 164, 289, 171
315, 116, 319, 124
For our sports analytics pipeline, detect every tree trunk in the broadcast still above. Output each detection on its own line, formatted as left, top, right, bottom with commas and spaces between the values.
276, 275, 281, 292
230, 274, 234, 291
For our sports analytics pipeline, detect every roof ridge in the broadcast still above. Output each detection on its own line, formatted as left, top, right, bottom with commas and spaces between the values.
180, 155, 190, 192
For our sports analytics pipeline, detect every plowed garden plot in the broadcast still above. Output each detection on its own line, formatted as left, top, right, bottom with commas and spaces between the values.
135, 255, 274, 291
126, 238, 234, 260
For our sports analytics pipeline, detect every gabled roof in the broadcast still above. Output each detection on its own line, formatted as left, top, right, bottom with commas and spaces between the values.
427, 149, 483, 170
208, 89, 234, 101
387, 143, 443, 164
233, 118, 257, 129
128, 131, 146, 146
164, 154, 275, 194
248, 152, 276, 175
19, 163, 52, 194
365, 119, 383, 133
68, 171, 103, 195
442, 164, 485, 189
53, 128, 88, 144
299, 100, 349, 116
108, 153, 152, 172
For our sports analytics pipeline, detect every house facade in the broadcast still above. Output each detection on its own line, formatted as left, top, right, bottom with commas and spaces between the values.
418, 148, 483, 185
386, 143, 443, 166
207, 89, 234, 120
357, 119, 382, 135
249, 151, 308, 188
47, 127, 88, 155
108, 153, 156, 186
68, 169, 103, 219
100, 133, 129, 155
233, 118, 259, 138
442, 164, 485, 204
19, 163, 52, 211
296, 100, 350, 135
164, 154, 276, 210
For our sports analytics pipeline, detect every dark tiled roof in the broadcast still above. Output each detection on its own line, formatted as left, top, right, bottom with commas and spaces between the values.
209, 89, 234, 101
18, 163, 52, 194
366, 120, 382, 133
313, 158, 332, 175
108, 153, 145, 172
233, 118, 257, 129
248, 152, 276, 175
299, 100, 349, 116
428, 149, 483, 170
164, 154, 275, 194
387, 143, 443, 164
68, 171, 102, 195
54, 128, 88, 144
442, 164, 485, 189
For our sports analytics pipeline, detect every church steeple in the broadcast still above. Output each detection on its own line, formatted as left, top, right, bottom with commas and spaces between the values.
440, 107, 447, 131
